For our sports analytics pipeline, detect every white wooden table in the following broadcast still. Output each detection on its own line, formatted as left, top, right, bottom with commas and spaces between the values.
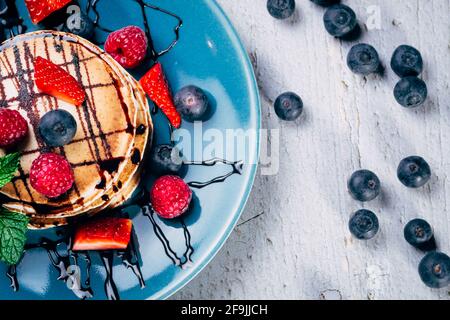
174, 0, 450, 300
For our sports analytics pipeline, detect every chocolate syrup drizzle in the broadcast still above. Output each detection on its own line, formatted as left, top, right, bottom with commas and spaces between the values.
1, 1, 244, 300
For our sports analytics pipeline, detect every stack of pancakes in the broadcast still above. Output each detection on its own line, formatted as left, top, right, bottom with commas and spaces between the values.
0, 31, 152, 229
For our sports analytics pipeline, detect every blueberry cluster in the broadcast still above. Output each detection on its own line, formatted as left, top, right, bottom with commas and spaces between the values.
267, 1, 442, 288
347, 159, 450, 288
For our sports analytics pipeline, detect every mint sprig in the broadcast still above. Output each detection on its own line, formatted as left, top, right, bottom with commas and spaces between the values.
0, 152, 20, 188
0, 152, 27, 265
0, 208, 29, 265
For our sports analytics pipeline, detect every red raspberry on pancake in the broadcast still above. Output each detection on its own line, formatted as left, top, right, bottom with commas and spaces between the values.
0, 109, 29, 148
30, 153, 74, 198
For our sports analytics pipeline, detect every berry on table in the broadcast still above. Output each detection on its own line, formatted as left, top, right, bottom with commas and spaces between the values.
349, 209, 379, 240
323, 4, 357, 38
39, 110, 77, 147
394, 76, 427, 108
418, 252, 450, 288
105, 26, 148, 69
391, 45, 423, 77
30, 152, 74, 198
0, 109, 29, 148
63, 12, 95, 40
174, 85, 210, 122
404, 218, 436, 251
347, 170, 381, 202
150, 175, 193, 219
347, 43, 381, 75
274, 92, 303, 121
267, 0, 296, 20
151, 144, 184, 174
397, 156, 431, 188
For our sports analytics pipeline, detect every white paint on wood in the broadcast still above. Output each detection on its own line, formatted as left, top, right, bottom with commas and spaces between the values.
174, 0, 450, 300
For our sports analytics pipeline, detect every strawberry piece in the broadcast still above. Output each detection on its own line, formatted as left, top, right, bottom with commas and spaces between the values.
34, 57, 86, 106
25, 0, 72, 24
150, 175, 192, 219
72, 218, 133, 251
140, 63, 181, 128
30, 153, 74, 198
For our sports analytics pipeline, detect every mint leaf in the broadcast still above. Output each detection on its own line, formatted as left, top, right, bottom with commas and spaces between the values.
0, 153, 20, 188
0, 208, 28, 265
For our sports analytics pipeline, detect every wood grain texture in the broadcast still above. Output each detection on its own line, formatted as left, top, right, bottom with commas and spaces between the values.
173, 0, 450, 300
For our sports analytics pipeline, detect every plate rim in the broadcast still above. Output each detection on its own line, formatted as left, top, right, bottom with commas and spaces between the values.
153, 0, 261, 300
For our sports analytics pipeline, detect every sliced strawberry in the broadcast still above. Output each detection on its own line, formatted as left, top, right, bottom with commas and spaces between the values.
140, 63, 181, 128
25, 0, 72, 24
34, 56, 86, 106
72, 218, 133, 251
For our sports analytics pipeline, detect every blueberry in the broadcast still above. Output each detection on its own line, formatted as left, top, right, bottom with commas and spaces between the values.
274, 92, 303, 121
404, 219, 436, 251
267, 0, 296, 20
39, 110, 77, 147
347, 43, 381, 75
323, 4, 357, 38
394, 77, 427, 108
151, 144, 183, 174
63, 12, 95, 40
397, 156, 431, 188
391, 45, 423, 77
310, 0, 340, 7
349, 209, 379, 240
418, 252, 450, 288
347, 170, 381, 202
174, 85, 209, 122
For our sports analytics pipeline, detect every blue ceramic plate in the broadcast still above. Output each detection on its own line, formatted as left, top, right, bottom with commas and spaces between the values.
0, 0, 260, 300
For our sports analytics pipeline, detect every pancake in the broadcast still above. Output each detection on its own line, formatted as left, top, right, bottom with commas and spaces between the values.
0, 31, 152, 228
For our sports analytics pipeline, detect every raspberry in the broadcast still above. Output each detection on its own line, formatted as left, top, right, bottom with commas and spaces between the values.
0, 109, 29, 148
30, 153, 75, 198
105, 26, 148, 69
150, 175, 192, 219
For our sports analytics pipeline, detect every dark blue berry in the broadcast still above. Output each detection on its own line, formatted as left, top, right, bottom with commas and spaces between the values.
349, 209, 379, 240
391, 45, 423, 77
174, 85, 209, 122
267, 0, 296, 20
310, 0, 340, 7
347, 170, 381, 202
323, 4, 357, 38
274, 92, 303, 121
63, 12, 95, 40
151, 144, 183, 174
404, 219, 436, 251
418, 252, 450, 288
394, 77, 427, 108
347, 43, 381, 75
39, 110, 77, 147
397, 156, 431, 188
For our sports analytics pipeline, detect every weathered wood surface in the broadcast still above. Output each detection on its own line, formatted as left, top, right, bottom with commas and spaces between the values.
174, 0, 450, 300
